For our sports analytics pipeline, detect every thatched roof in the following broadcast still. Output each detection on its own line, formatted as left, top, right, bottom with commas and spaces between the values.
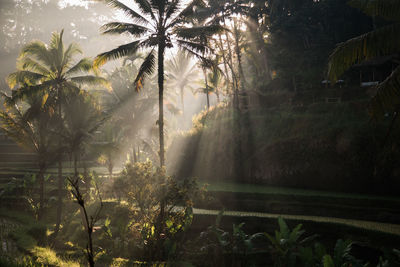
353, 54, 400, 67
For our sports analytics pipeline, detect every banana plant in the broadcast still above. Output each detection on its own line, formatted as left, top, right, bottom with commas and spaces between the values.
265, 217, 318, 267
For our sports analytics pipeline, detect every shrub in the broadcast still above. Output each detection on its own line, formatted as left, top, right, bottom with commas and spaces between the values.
111, 161, 205, 261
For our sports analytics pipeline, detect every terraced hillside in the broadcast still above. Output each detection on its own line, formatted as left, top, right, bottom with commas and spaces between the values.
0, 131, 34, 191
0, 131, 37, 168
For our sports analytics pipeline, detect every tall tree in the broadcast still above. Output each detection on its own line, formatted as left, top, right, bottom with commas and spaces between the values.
0, 93, 59, 220
106, 58, 158, 163
328, 0, 400, 119
165, 50, 199, 116
62, 90, 105, 178
207, 61, 224, 103
94, 0, 221, 167
266, 0, 373, 91
7, 30, 108, 233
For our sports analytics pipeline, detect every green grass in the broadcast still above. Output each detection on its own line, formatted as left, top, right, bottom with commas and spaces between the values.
193, 208, 400, 236
30, 246, 80, 267
203, 181, 400, 202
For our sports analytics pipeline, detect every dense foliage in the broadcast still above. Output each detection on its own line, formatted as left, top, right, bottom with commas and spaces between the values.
1, 0, 400, 265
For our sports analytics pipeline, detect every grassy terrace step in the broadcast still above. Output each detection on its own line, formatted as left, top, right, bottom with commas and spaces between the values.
98, 200, 400, 248
202, 191, 400, 223
204, 181, 400, 201
0, 162, 38, 168
0, 143, 25, 152
0, 153, 37, 161
192, 208, 400, 236
190, 210, 400, 249
199, 182, 400, 224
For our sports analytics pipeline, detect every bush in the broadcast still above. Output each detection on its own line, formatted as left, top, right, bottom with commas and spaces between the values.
110, 161, 205, 261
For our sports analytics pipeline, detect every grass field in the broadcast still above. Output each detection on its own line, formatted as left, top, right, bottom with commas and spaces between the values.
193, 208, 400, 236
204, 181, 400, 201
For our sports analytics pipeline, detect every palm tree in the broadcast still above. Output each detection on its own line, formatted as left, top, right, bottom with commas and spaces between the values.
165, 50, 199, 115
106, 60, 158, 164
207, 62, 224, 103
0, 93, 59, 220
7, 29, 108, 232
62, 90, 105, 178
94, 120, 124, 179
94, 0, 221, 167
328, 0, 400, 119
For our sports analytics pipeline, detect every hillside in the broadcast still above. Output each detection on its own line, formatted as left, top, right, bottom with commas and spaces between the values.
167, 94, 400, 194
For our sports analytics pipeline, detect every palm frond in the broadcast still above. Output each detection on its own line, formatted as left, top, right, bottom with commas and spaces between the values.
101, 22, 150, 36
176, 0, 206, 21
133, 0, 157, 22
349, 0, 400, 22
134, 49, 156, 91
369, 65, 400, 118
165, 0, 181, 22
174, 25, 223, 40
66, 58, 94, 76
94, 41, 142, 67
18, 57, 51, 76
102, 0, 150, 24
0, 111, 34, 151
7, 71, 46, 88
49, 30, 65, 69
328, 23, 400, 81
10, 80, 56, 102
20, 41, 54, 70
62, 81, 83, 97
180, 47, 211, 67
149, 0, 166, 14
70, 75, 111, 90
62, 42, 83, 69
176, 39, 208, 54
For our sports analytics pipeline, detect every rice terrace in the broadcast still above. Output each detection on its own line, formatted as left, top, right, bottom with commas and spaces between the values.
1, 0, 400, 266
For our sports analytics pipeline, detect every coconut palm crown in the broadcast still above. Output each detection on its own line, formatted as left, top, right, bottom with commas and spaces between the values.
7, 30, 109, 103
94, 0, 222, 166
6, 29, 109, 229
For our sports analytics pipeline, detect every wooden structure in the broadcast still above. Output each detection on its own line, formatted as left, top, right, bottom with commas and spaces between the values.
354, 55, 399, 87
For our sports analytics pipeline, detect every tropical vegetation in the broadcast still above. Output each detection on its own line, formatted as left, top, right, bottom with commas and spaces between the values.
0, 0, 400, 266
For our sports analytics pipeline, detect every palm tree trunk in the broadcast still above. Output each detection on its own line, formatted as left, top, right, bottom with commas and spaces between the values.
203, 67, 210, 109
180, 86, 185, 116
55, 97, 63, 233
233, 18, 246, 90
158, 43, 165, 167
38, 164, 45, 220
156, 41, 166, 259
218, 34, 232, 93
223, 22, 239, 109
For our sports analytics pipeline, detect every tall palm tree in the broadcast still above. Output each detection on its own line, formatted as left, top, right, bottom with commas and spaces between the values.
94, 120, 124, 179
165, 50, 199, 115
7, 29, 108, 232
0, 93, 60, 220
106, 60, 158, 164
94, 0, 221, 167
207, 62, 224, 103
62, 90, 105, 178
328, 0, 400, 119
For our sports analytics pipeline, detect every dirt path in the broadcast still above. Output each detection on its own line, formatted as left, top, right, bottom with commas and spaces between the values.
193, 208, 400, 236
